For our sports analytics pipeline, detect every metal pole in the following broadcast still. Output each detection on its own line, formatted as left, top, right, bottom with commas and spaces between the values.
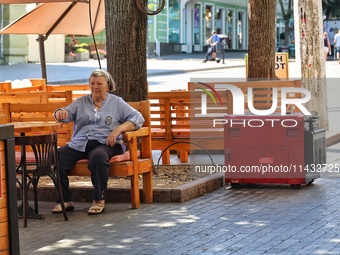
37, 35, 47, 82
222, 41, 225, 64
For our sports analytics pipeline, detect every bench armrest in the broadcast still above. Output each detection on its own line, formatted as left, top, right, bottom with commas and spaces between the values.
123, 127, 150, 142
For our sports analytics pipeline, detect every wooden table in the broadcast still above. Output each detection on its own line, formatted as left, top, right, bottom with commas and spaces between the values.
13, 121, 62, 134
13, 121, 62, 227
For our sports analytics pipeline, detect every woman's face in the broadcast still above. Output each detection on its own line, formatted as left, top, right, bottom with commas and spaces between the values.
90, 76, 109, 99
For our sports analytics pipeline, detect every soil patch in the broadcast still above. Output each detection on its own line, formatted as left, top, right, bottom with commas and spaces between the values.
39, 165, 212, 189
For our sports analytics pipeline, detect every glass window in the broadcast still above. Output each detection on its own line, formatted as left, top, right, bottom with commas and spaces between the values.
215, 8, 223, 34
169, 0, 181, 43
193, 4, 201, 45
205, 5, 213, 40
237, 11, 245, 49
226, 9, 234, 49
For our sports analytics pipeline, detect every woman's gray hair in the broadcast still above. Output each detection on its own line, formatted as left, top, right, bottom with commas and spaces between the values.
89, 69, 116, 92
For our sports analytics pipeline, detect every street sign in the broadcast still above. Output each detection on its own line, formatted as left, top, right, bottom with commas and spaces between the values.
245, 52, 289, 79
275, 53, 289, 79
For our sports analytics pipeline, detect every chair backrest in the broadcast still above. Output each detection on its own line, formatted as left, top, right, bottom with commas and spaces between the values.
15, 133, 58, 176
127, 101, 151, 159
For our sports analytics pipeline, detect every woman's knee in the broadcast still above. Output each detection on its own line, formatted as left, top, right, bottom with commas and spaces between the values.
88, 146, 110, 164
58, 145, 84, 170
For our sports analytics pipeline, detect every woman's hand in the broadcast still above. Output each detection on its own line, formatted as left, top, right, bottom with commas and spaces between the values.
106, 121, 136, 147
54, 109, 69, 121
106, 129, 120, 147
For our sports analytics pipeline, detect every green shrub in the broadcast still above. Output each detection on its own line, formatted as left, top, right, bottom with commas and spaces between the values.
75, 48, 89, 53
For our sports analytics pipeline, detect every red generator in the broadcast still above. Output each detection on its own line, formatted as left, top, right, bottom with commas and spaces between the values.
224, 113, 321, 188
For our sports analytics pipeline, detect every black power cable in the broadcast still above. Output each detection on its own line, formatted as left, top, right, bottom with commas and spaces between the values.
136, 0, 165, 15
88, 0, 102, 69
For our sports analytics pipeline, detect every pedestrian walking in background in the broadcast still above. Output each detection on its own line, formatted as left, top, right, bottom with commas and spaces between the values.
203, 30, 221, 63
334, 30, 340, 63
324, 32, 331, 61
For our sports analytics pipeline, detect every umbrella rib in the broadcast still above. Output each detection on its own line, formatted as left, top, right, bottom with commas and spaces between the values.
91, 0, 101, 30
46, 1, 78, 38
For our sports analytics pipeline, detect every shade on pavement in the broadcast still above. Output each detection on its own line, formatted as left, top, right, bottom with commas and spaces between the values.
0, 0, 105, 81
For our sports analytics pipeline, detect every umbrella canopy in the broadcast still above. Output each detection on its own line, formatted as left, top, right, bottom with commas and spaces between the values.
1, 0, 104, 36
0, 0, 87, 3
0, 0, 105, 81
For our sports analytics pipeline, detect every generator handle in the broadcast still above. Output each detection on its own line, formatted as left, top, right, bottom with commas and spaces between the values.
304, 116, 320, 131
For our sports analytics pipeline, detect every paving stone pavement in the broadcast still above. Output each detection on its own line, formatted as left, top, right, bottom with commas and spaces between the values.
18, 141, 340, 255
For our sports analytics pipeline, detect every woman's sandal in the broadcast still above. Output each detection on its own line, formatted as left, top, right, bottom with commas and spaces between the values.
52, 202, 74, 213
88, 203, 105, 215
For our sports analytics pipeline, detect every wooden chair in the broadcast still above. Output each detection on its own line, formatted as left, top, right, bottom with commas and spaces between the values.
15, 133, 68, 227
70, 101, 153, 209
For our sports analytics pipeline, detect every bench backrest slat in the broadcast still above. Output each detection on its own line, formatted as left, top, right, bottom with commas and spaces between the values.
0, 91, 73, 105
0, 78, 47, 92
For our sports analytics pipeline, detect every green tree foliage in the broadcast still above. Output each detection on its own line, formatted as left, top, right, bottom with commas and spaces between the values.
322, 0, 340, 20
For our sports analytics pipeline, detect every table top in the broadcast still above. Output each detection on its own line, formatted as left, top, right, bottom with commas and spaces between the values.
12, 121, 62, 134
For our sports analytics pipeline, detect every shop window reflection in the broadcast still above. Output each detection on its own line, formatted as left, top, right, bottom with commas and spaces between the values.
215, 8, 222, 35
238, 11, 244, 49
227, 9, 234, 49
169, 0, 180, 43
194, 4, 200, 45
205, 5, 212, 40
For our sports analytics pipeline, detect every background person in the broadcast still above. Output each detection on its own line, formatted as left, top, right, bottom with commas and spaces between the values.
334, 29, 340, 63
52, 69, 144, 215
204, 30, 221, 63
324, 32, 331, 61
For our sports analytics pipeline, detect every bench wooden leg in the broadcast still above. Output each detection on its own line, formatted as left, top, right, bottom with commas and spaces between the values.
143, 171, 153, 204
130, 174, 140, 209
162, 150, 170, 165
179, 150, 188, 163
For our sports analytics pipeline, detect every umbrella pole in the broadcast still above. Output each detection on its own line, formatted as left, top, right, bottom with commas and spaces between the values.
37, 35, 47, 83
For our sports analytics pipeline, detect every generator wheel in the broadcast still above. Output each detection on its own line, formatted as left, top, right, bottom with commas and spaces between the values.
306, 180, 314, 186
230, 183, 241, 189
290, 184, 301, 189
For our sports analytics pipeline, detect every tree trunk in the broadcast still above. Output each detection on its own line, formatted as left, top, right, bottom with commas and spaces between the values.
105, 0, 148, 102
295, 0, 328, 129
247, 0, 276, 80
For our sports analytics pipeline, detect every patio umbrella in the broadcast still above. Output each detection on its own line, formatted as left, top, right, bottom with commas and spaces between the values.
0, 0, 86, 3
0, 0, 105, 81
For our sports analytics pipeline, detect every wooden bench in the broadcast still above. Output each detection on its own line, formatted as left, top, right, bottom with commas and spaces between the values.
148, 90, 225, 164
2, 101, 153, 209
0, 78, 47, 92
46, 84, 90, 101
45, 82, 148, 102
149, 80, 303, 164
0, 91, 73, 105
0, 80, 90, 100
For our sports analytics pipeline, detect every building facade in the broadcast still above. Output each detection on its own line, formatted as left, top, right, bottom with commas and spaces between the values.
0, 4, 29, 65
1, 0, 254, 64
147, 0, 248, 56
